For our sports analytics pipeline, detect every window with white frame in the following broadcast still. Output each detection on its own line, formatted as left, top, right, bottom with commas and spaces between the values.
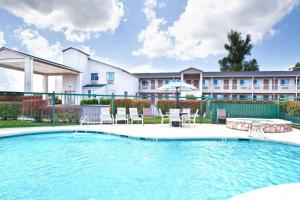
239, 79, 247, 85
280, 79, 289, 85
106, 72, 115, 83
202, 79, 209, 86
213, 79, 220, 86
91, 73, 98, 81
253, 79, 261, 85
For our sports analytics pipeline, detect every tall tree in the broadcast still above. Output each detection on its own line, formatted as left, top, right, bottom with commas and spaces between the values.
219, 30, 259, 72
289, 62, 300, 71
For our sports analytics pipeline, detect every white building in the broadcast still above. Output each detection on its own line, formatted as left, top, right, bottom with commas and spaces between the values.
0, 47, 139, 97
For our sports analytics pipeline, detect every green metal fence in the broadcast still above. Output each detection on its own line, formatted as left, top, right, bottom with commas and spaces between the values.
0, 91, 299, 127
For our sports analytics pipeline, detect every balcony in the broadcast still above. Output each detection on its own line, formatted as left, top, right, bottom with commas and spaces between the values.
202, 84, 299, 93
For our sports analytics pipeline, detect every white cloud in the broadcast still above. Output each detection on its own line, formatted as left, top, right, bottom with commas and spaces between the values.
0, 31, 6, 47
0, 0, 125, 42
14, 28, 62, 62
134, 0, 298, 61
127, 64, 166, 73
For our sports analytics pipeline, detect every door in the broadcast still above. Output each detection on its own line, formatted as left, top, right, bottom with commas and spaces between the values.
151, 80, 155, 90
263, 79, 269, 90
193, 80, 199, 89
232, 79, 237, 90
223, 79, 229, 90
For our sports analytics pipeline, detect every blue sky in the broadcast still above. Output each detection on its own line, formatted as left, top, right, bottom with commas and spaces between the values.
0, 0, 299, 91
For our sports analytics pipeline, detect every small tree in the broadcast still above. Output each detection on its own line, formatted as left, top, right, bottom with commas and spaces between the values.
289, 62, 300, 71
219, 30, 259, 72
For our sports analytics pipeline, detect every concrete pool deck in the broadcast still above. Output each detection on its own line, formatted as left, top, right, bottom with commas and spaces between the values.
0, 123, 300, 200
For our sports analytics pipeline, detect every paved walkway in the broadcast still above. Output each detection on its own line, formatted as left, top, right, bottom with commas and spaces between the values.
0, 124, 300, 199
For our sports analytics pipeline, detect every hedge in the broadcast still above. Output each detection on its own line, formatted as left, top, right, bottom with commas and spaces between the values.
0, 102, 21, 120
0, 95, 42, 102
100, 98, 111, 105
156, 100, 205, 114
80, 99, 99, 105
43, 105, 82, 123
21, 99, 48, 121
280, 101, 300, 116
110, 98, 151, 114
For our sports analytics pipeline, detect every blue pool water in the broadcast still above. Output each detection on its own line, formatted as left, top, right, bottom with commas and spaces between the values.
0, 132, 300, 200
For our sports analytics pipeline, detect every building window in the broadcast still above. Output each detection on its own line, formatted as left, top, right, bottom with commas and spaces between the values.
106, 72, 115, 84
239, 79, 247, 85
280, 79, 289, 85
164, 80, 171, 84
239, 95, 246, 100
213, 79, 220, 86
88, 89, 92, 98
124, 91, 128, 97
202, 79, 208, 86
141, 80, 149, 86
253, 79, 261, 85
91, 73, 98, 81
165, 94, 169, 99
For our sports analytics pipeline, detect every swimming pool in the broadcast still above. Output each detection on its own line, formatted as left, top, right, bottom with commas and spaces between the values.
0, 132, 299, 199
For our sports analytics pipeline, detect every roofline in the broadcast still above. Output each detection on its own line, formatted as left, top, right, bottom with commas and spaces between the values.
89, 58, 137, 78
62, 47, 90, 56
180, 67, 203, 73
0, 47, 81, 73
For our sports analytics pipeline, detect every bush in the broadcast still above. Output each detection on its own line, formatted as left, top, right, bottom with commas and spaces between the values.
100, 98, 111, 105
80, 99, 99, 105
55, 97, 62, 104
281, 101, 300, 116
0, 95, 42, 102
21, 99, 48, 122
43, 105, 82, 123
0, 102, 21, 120
186, 94, 196, 100
157, 100, 205, 114
110, 98, 151, 114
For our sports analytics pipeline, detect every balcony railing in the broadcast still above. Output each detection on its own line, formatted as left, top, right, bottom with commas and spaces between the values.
202, 84, 299, 93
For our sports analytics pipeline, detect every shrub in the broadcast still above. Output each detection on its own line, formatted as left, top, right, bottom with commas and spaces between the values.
55, 96, 62, 104
156, 100, 205, 114
43, 105, 82, 123
185, 94, 196, 100
0, 95, 42, 102
100, 98, 111, 105
110, 98, 151, 114
21, 99, 48, 122
281, 101, 300, 116
80, 99, 99, 105
0, 102, 21, 120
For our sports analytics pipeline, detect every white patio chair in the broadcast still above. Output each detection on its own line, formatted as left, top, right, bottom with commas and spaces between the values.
100, 107, 114, 125
158, 108, 168, 124
192, 109, 199, 125
181, 108, 191, 125
169, 109, 182, 125
129, 108, 143, 125
115, 107, 128, 124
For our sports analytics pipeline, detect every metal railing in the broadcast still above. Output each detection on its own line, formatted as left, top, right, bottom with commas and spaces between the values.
0, 91, 299, 127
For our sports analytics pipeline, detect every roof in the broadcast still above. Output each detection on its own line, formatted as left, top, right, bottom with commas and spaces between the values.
63, 47, 90, 56
133, 72, 180, 78
83, 84, 106, 88
203, 71, 300, 77
0, 47, 80, 74
89, 58, 137, 78
180, 67, 203, 73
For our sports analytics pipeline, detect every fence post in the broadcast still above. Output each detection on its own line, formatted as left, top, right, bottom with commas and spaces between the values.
52, 91, 56, 126
111, 93, 115, 115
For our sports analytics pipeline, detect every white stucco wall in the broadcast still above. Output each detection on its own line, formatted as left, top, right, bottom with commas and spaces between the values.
85, 60, 138, 95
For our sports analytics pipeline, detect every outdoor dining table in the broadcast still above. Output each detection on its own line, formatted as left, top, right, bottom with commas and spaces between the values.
166, 112, 188, 127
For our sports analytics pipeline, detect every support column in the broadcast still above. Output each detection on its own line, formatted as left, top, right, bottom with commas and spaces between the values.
43, 75, 49, 93
199, 72, 203, 96
24, 57, 33, 92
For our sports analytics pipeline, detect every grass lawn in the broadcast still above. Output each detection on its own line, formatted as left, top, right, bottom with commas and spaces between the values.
0, 117, 210, 128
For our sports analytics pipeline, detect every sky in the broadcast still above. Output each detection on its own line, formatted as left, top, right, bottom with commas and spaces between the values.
0, 0, 299, 92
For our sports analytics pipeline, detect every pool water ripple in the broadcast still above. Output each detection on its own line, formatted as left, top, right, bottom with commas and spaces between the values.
0, 132, 299, 200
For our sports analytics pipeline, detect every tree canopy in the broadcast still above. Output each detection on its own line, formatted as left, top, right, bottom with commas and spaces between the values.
289, 62, 300, 71
219, 30, 259, 72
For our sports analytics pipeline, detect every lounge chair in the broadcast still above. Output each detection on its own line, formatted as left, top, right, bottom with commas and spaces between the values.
158, 108, 168, 124
169, 109, 182, 126
115, 107, 128, 124
143, 108, 155, 124
129, 108, 143, 125
217, 108, 228, 124
100, 107, 114, 125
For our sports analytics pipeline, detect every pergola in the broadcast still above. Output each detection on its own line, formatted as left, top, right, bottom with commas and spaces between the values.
0, 47, 80, 92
